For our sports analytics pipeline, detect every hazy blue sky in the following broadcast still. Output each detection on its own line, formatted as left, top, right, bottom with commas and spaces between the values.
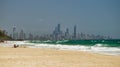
0, 0, 120, 38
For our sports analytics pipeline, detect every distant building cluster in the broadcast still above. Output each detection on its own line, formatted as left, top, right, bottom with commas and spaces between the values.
52, 24, 77, 40
11, 26, 26, 40
51, 24, 111, 40
1, 24, 111, 40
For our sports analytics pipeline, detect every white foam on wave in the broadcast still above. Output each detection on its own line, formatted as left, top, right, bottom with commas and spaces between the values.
0, 41, 27, 47
28, 43, 120, 56
90, 45, 120, 55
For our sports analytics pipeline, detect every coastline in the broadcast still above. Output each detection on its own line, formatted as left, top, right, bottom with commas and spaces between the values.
0, 43, 120, 67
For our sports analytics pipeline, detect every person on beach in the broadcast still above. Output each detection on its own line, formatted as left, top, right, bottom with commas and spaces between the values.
0, 40, 4, 43
14, 44, 19, 48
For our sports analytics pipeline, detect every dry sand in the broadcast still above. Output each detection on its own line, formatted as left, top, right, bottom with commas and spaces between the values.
0, 46, 120, 67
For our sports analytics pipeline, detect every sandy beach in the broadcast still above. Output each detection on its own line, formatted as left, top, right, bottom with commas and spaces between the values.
0, 46, 120, 67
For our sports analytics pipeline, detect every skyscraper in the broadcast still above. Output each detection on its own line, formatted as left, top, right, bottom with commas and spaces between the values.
13, 26, 16, 39
66, 28, 69, 34
57, 24, 61, 34
73, 25, 77, 39
52, 24, 62, 40
65, 28, 69, 39
19, 29, 24, 40
29, 33, 33, 40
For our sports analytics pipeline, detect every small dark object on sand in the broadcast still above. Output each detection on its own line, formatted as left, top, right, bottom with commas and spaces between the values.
14, 44, 19, 48
0, 40, 4, 42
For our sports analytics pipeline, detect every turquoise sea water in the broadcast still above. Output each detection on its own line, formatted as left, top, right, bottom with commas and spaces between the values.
30, 39, 120, 47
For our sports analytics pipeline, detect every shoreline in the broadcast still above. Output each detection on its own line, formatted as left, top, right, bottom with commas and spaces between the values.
0, 41, 120, 56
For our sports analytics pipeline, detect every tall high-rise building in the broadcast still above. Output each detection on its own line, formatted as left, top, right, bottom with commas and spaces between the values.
52, 24, 62, 40
19, 29, 24, 40
28, 33, 33, 40
13, 26, 16, 39
53, 26, 58, 40
65, 28, 69, 39
57, 24, 60, 34
66, 28, 69, 34
15, 32, 18, 40
73, 25, 77, 39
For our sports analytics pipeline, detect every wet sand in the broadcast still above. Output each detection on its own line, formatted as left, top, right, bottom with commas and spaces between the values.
0, 46, 120, 67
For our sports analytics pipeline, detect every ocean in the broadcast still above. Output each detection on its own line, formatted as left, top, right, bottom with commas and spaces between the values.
27, 39, 120, 56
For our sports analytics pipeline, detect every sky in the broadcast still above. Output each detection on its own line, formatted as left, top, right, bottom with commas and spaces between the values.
0, 0, 120, 39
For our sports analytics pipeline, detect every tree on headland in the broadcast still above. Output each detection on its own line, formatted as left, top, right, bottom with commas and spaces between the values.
0, 29, 11, 40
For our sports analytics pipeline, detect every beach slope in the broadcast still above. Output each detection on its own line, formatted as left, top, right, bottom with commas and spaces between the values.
0, 47, 120, 67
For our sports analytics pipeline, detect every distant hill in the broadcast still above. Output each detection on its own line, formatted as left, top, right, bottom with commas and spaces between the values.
0, 30, 11, 40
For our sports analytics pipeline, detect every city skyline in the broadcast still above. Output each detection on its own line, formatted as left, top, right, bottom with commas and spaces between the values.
1, 24, 111, 40
0, 0, 120, 39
